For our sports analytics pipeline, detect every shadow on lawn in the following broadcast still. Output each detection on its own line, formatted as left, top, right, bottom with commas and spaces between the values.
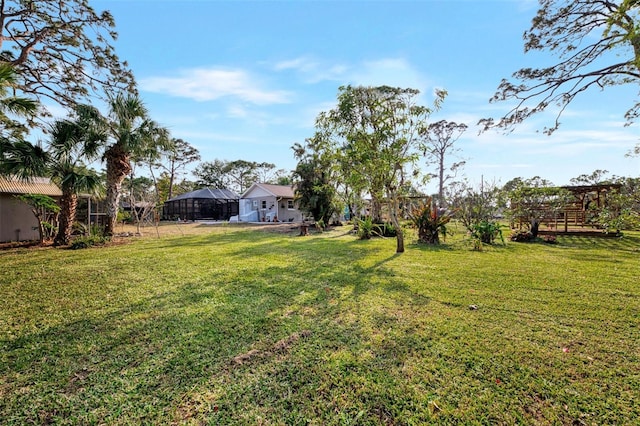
1, 232, 436, 424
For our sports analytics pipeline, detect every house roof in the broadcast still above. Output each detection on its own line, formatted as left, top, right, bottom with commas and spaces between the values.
242, 183, 295, 198
0, 176, 62, 197
167, 187, 239, 202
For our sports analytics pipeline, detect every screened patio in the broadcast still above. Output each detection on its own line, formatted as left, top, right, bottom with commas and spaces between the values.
162, 188, 239, 221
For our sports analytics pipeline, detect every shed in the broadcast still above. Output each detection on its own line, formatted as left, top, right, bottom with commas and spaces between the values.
162, 188, 239, 221
0, 176, 62, 242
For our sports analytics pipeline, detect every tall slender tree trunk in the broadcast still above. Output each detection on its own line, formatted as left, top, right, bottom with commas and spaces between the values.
389, 191, 404, 253
438, 152, 446, 207
54, 190, 77, 246
104, 145, 131, 236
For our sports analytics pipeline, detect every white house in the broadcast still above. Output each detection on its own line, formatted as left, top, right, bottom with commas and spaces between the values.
236, 183, 302, 223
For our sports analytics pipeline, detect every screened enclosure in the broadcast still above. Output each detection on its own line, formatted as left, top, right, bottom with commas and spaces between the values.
162, 188, 239, 221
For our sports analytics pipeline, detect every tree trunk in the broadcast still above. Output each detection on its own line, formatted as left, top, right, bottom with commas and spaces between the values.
370, 195, 383, 223
54, 190, 77, 246
531, 220, 540, 238
389, 192, 404, 253
30, 208, 46, 244
104, 145, 131, 236
438, 152, 445, 207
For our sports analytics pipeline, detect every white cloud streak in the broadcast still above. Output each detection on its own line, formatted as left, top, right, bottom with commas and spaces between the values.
140, 67, 292, 104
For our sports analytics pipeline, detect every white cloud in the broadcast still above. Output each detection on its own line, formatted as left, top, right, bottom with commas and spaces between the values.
272, 56, 429, 91
350, 58, 430, 92
140, 67, 292, 105
227, 105, 249, 118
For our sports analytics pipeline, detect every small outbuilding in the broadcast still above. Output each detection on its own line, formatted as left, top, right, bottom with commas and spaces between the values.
237, 183, 302, 223
0, 176, 62, 242
162, 188, 239, 221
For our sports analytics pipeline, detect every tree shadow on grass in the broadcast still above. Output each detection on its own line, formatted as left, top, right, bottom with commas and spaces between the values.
0, 235, 437, 424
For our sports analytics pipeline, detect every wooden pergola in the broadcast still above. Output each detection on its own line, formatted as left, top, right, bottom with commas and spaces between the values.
518, 184, 622, 235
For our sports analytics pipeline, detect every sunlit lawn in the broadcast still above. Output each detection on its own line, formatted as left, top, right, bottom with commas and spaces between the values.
1, 222, 639, 425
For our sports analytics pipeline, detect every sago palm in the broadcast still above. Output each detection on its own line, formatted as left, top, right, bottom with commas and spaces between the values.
103, 93, 169, 236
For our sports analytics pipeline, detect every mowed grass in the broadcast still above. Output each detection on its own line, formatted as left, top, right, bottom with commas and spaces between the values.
1, 223, 639, 425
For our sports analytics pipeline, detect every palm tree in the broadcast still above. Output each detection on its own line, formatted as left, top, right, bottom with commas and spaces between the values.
48, 107, 106, 245
0, 63, 38, 141
0, 63, 40, 174
103, 93, 169, 236
1, 105, 106, 245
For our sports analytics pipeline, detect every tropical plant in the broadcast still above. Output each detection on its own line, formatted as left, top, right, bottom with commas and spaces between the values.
47, 107, 106, 245
102, 93, 169, 236
356, 216, 376, 240
15, 194, 60, 243
407, 197, 452, 245
469, 220, 505, 248
2, 107, 105, 246
448, 179, 502, 236
0, 63, 39, 140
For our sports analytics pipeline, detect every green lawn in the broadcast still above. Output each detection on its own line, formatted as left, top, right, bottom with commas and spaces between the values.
1, 223, 639, 425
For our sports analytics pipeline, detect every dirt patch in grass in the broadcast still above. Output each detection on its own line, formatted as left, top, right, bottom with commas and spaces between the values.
231, 330, 312, 366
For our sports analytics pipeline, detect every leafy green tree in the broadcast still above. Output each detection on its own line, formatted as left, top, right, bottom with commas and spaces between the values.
153, 138, 200, 201
156, 172, 195, 201
481, 0, 640, 135
569, 169, 611, 186
102, 93, 169, 236
292, 134, 338, 226
318, 85, 444, 253
505, 176, 571, 237
272, 170, 293, 186
421, 120, 467, 207
447, 179, 502, 237
192, 159, 278, 194
0, 0, 134, 111
588, 175, 640, 233
15, 193, 59, 244
193, 159, 229, 189
225, 160, 261, 194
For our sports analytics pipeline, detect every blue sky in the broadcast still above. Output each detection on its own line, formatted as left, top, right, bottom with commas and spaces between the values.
92, 0, 639, 192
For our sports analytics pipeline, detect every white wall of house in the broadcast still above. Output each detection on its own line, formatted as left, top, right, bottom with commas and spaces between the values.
240, 184, 302, 223
0, 195, 40, 242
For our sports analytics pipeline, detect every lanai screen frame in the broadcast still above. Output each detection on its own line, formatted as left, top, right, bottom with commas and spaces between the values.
162, 188, 240, 221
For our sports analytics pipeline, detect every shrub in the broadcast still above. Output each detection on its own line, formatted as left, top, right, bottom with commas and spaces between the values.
69, 235, 110, 250
407, 198, 452, 245
509, 230, 534, 242
374, 222, 397, 237
357, 217, 375, 240
470, 220, 505, 245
